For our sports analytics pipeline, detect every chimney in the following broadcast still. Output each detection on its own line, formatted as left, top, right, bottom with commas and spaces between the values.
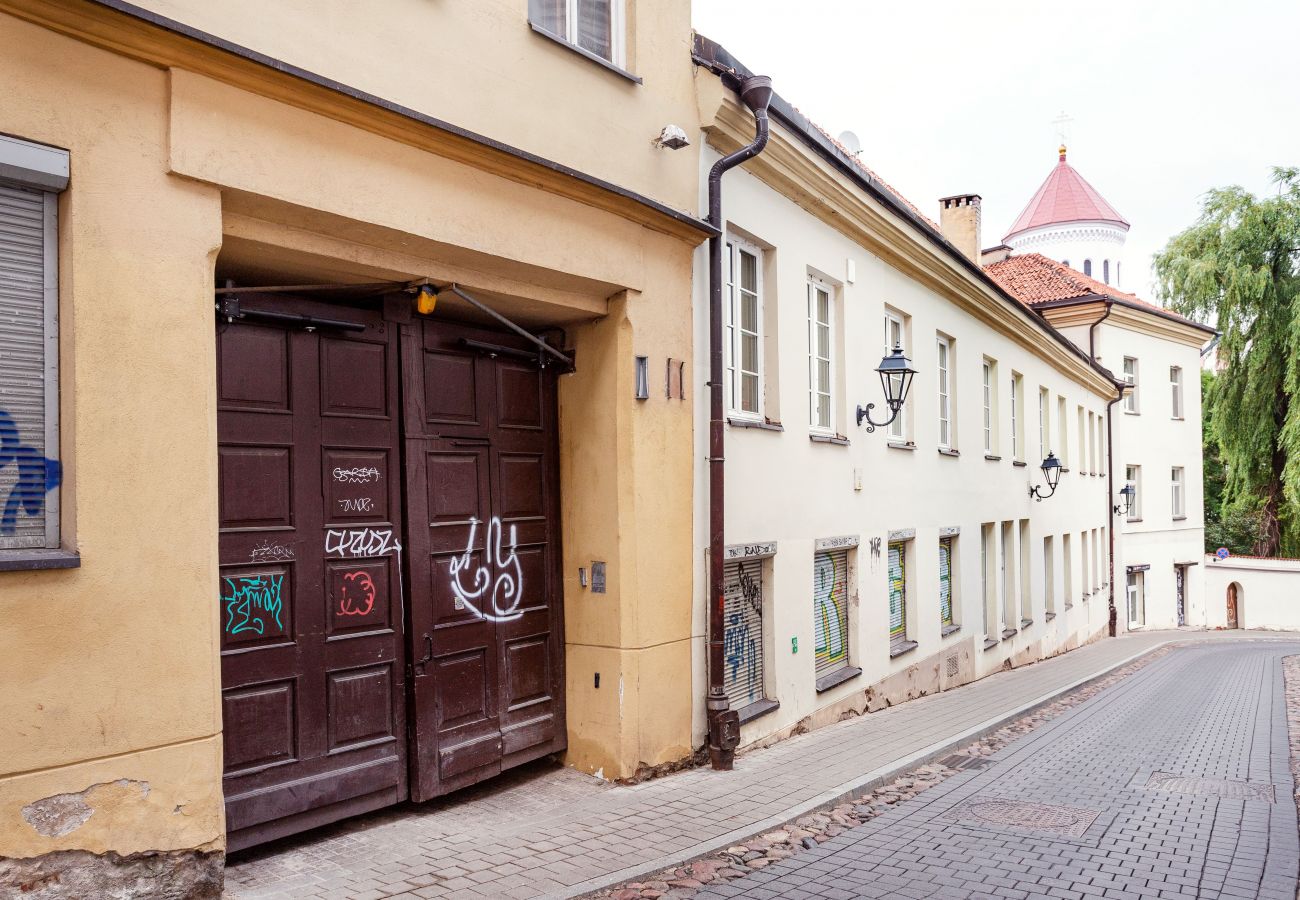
939, 194, 982, 263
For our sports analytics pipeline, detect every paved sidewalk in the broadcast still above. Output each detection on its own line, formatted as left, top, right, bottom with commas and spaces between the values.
223, 630, 1283, 899
699, 639, 1300, 899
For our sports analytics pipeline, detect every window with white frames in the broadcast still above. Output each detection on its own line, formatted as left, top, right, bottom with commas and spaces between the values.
982, 359, 994, 454
1077, 406, 1085, 474
1011, 373, 1024, 461
1062, 532, 1074, 608
1126, 465, 1142, 520
528, 0, 626, 67
981, 523, 996, 640
1043, 535, 1055, 616
937, 336, 953, 449
1058, 396, 1068, 468
1084, 259, 1093, 277
1039, 387, 1049, 460
1103, 259, 1110, 284
807, 279, 833, 431
1127, 570, 1146, 627
885, 312, 907, 439
1172, 466, 1185, 518
1087, 410, 1096, 474
0, 135, 67, 556
724, 239, 762, 418
1122, 357, 1138, 412
1170, 366, 1184, 419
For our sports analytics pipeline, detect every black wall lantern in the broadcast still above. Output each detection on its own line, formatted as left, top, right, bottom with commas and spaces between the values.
1028, 452, 1062, 501
856, 344, 917, 431
1113, 483, 1135, 516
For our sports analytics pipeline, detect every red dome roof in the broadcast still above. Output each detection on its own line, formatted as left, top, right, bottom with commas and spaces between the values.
1004, 146, 1129, 242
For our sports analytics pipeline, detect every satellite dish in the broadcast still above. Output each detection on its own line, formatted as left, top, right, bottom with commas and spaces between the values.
837, 130, 862, 156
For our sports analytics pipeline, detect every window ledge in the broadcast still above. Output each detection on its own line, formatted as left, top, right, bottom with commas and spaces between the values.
984, 453, 1001, 462
810, 433, 850, 446
815, 666, 862, 693
1060, 467, 1071, 473
1045, 611, 1057, 622
1127, 518, 1143, 524
887, 440, 916, 451
983, 637, 999, 651
1020, 618, 1033, 629
736, 698, 779, 725
937, 447, 960, 458
1064, 601, 1074, 610
728, 416, 783, 432
1000, 628, 1018, 641
528, 22, 643, 83
1123, 410, 1141, 416
1172, 416, 1185, 422
1012, 460, 1027, 468
889, 639, 919, 659
0, 549, 80, 572
941, 623, 961, 637
1172, 515, 1188, 522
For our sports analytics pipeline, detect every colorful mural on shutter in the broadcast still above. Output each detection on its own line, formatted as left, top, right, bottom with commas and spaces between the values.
722, 559, 764, 709
813, 549, 849, 678
888, 541, 906, 643
939, 538, 954, 626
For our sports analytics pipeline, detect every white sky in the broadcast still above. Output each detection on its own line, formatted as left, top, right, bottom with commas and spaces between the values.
691, 0, 1300, 297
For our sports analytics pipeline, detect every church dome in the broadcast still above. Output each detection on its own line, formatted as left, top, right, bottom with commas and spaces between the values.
1004, 146, 1128, 242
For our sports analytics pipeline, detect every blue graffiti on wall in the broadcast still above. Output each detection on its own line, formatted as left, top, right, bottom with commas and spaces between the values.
723, 612, 758, 702
222, 574, 284, 636
0, 411, 61, 536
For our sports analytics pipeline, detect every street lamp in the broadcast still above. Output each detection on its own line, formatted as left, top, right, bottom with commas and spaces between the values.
1113, 483, 1135, 516
1028, 452, 1062, 502
856, 344, 917, 432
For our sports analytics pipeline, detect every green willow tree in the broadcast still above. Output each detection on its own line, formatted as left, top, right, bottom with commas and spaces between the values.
1155, 168, 1300, 556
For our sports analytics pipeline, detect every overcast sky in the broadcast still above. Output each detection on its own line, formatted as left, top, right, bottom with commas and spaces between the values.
692, 0, 1299, 297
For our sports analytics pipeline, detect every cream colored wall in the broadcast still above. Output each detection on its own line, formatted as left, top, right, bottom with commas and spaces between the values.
1205, 557, 1300, 630
127, 0, 700, 213
1097, 322, 1207, 630
691, 149, 1113, 748
0, 13, 225, 858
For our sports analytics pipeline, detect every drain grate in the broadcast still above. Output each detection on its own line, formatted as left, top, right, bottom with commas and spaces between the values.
947, 796, 1101, 837
939, 754, 995, 771
1144, 772, 1275, 803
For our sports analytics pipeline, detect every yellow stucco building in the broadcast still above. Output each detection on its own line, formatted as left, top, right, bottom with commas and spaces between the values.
0, 0, 711, 890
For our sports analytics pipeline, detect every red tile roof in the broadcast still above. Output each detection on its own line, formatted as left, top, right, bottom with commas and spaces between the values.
1004, 146, 1129, 241
984, 253, 1210, 330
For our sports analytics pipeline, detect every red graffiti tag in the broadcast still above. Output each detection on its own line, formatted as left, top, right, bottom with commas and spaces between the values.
338, 571, 377, 616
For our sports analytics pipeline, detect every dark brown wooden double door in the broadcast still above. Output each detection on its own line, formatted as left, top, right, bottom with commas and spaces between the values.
402, 319, 565, 801
217, 297, 564, 847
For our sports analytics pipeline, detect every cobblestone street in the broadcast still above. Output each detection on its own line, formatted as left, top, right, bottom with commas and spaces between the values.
698, 640, 1300, 900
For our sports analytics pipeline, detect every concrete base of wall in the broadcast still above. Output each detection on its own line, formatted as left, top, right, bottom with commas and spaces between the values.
0, 849, 222, 899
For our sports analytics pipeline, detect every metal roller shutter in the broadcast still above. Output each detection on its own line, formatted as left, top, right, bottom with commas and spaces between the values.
939, 538, 953, 626
813, 548, 849, 678
722, 558, 764, 709
888, 541, 906, 644
0, 183, 55, 549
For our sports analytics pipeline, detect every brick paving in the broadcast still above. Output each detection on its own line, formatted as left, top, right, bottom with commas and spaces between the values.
221, 631, 1286, 899
697, 639, 1300, 899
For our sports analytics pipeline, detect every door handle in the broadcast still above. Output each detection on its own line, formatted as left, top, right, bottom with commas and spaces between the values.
415, 633, 433, 675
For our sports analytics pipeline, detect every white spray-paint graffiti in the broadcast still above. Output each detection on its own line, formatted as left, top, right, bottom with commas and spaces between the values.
338, 497, 375, 513
332, 466, 381, 484
325, 527, 399, 558
449, 517, 525, 623
249, 541, 294, 562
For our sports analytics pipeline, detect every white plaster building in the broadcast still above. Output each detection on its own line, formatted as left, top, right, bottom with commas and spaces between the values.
690, 41, 1119, 752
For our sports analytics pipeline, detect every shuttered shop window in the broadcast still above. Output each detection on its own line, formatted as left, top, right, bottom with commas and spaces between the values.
888, 541, 906, 645
813, 549, 849, 679
722, 559, 765, 710
939, 538, 954, 626
0, 182, 59, 550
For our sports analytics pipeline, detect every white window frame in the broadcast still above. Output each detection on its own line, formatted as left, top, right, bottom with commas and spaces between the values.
1010, 372, 1024, 461
1127, 570, 1145, 627
937, 335, 953, 449
1171, 466, 1185, 518
1126, 465, 1141, 521
885, 311, 907, 440
1170, 366, 1184, 419
807, 278, 834, 433
0, 134, 67, 555
529, 0, 627, 68
982, 360, 993, 454
1123, 357, 1139, 413
1038, 387, 1049, 461
724, 238, 763, 420
1057, 395, 1069, 469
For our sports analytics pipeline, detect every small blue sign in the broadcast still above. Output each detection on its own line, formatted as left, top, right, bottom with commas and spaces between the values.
1216, 547, 1230, 560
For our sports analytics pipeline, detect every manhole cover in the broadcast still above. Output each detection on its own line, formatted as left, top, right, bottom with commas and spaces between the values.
947, 797, 1101, 837
939, 754, 994, 772
1144, 772, 1275, 803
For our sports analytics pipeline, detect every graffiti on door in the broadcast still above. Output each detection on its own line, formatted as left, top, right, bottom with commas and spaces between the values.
222, 574, 284, 637
724, 561, 762, 700
449, 516, 525, 623
332, 466, 381, 484
813, 552, 848, 665
325, 527, 399, 558
337, 570, 377, 616
0, 410, 61, 536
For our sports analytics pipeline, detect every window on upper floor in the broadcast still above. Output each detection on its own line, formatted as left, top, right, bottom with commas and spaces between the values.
0, 135, 68, 559
1103, 259, 1110, 284
1057, 395, 1068, 469
1123, 357, 1139, 413
1038, 387, 1050, 461
724, 239, 762, 419
807, 278, 834, 432
884, 310, 909, 441
529, 0, 626, 68
1170, 366, 1184, 419
1126, 465, 1142, 521
982, 358, 996, 454
937, 335, 955, 450
1010, 372, 1024, 462
1171, 466, 1185, 518
1084, 259, 1093, 277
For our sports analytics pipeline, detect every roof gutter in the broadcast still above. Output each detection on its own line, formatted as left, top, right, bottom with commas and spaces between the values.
1090, 301, 1124, 638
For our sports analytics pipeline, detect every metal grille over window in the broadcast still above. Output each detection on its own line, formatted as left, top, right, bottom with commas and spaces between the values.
888, 541, 906, 645
722, 559, 764, 710
813, 549, 849, 679
939, 538, 954, 626
0, 183, 58, 549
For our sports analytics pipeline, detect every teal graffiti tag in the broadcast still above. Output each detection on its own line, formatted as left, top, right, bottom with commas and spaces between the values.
223, 574, 284, 636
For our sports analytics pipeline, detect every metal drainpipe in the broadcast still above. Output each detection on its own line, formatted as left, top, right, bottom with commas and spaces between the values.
706, 74, 773, 771
1089, 303, 1123, 637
